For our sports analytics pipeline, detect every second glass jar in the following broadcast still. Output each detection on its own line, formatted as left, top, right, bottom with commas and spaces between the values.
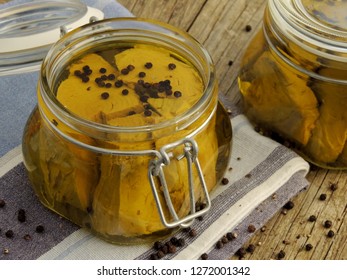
238, 0, 347, 169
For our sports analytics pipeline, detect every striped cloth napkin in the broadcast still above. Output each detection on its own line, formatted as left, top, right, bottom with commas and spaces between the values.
0, 0, 310, 260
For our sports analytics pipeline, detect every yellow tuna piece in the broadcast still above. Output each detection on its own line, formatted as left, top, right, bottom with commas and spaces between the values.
57, 53, 140, 121
241, 51, 319, 146
306, 68, 347, 164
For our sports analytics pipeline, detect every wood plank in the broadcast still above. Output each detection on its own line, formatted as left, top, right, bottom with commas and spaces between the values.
118, 0, 206, 31
188, 0, 267, 103
119, 0, 267, 104
2, 0, 345, 260
237, 167, 347, 260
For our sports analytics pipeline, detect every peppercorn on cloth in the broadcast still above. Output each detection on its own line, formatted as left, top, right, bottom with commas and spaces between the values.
0, 0, 310, 260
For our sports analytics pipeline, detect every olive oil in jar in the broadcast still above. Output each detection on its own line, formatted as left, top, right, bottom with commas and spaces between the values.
238, 0, 347, 169
22, 19, 232, 244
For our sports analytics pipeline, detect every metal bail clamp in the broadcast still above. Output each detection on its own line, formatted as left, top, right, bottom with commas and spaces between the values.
148, 138, 211, 229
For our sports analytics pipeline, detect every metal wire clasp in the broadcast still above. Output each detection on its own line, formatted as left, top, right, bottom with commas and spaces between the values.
148, 138, 211, 229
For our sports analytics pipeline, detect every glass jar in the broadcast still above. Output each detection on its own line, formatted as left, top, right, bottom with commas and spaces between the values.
238, 0, 347, 169
22, 18, 232, 244
0, 0, 103, 75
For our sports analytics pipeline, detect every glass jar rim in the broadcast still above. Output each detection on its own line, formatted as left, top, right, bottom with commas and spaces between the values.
268, 0, 347, 60
39, 17, 217, 136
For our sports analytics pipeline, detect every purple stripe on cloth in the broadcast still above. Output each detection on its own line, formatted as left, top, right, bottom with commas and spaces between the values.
0, 163, 79, 260
135, 146, 308, 260
207, 171, 308, 259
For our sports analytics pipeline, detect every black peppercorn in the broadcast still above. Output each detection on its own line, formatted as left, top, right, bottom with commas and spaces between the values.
127, 65, 135, 71
115, 80, 123, 88
174, 91, 182, 98
221, 236, 229, 244
36, 225, 45, 233
235, 248, 247, 258
305, 244, 313, 251
74, 70, 82, 77
154, 241, 164, 250
121, 68, 129, 75
122, 89, 129, 95
247, 224, 256, 233
140, 95, 149, 102
150, 253, 159, 260
5, 230, 14, 238
83, 68, 92, 75
138, 72, 146, 78
99, 68, 107, 74
308, 215, 317, 222
81, 75, 89, 83
0, 199, 5, 208
324, 220, 332, 228
83, 65, 90, 72
189, 228, 197, 237
17, 209, 26, 223
97, 81, 106, 87
226, 232, 237, 240
157, 250, 165, 259
216, 240, 224, 249
277, 250, 286, 259
201, 253, 208, 260
245, 24, 252, 32
107, 74, 115, 80
145, 62, 153, 69
170, 237, 178, 246
319, 193, 327, 201
182, 227, 191, 233
329, 183, 338, 191
100, 92, 110, 100
177, 238, 185, 247
168, 63, 176, 70
168, 244, 176, 253
246, 244, 256, 253
221, 178, 229, 185
327, 230, 335, 238
283, 201, 294, 210
162, 245, 169, 254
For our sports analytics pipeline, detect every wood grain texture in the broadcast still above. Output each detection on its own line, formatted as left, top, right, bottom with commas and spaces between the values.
119, 0, 266, 104
119, 0, 347, 260
1, 0, 345, 260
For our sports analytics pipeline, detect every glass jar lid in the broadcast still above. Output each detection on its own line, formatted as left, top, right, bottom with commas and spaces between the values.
0, 0, 104, 76
269, 0, 347, 63
299, 0, 347, 32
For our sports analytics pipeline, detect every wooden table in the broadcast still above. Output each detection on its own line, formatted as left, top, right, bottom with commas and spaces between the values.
118, 0, 347, 260
0, 0, 345, 260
